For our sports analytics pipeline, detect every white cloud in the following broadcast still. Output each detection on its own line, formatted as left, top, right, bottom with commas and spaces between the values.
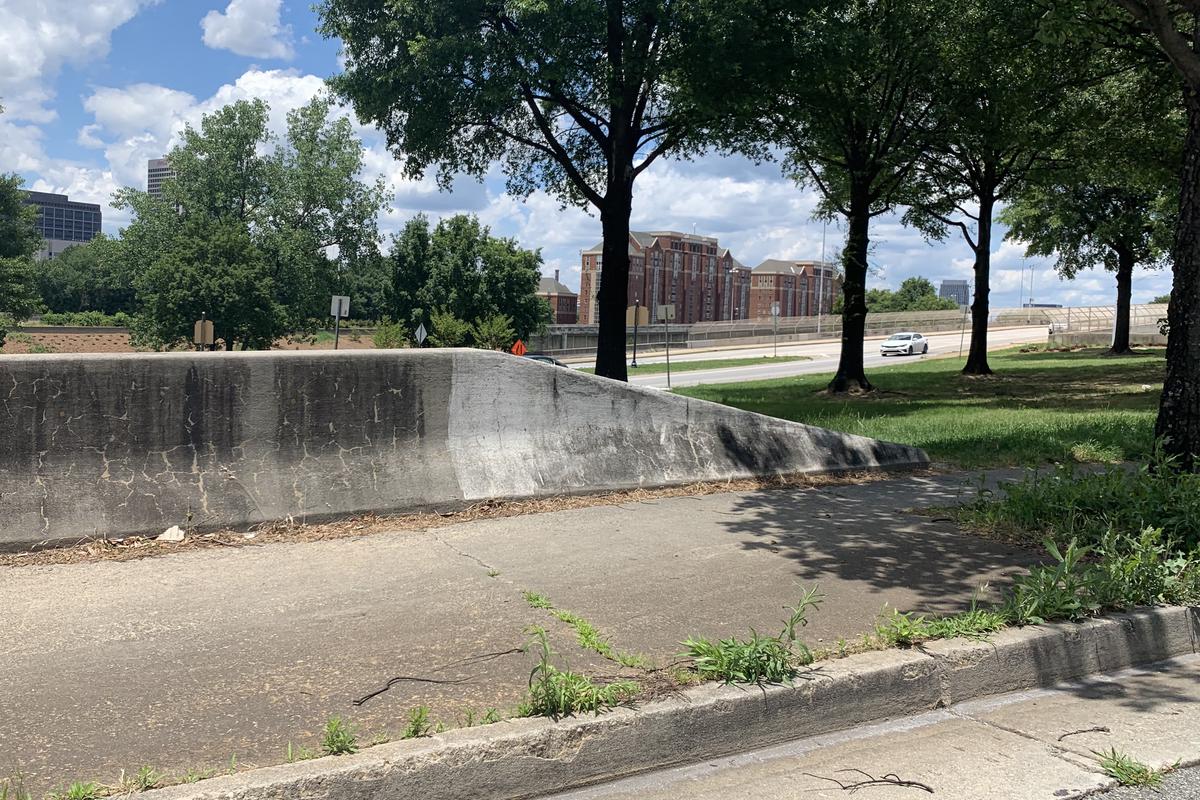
201, 0, 294, 60
0, 0, 155, 120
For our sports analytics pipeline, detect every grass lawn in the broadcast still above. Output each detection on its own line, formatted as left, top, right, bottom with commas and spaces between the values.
676, 347, 1165, 469
581, 355, 809, 376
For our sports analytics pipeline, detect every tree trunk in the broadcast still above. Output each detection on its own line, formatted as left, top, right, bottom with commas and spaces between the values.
1110, 246, 1135, 355
594, 180, 633, 381
828, 184, 872, 393
963, 191, 994, 376
1155, 87, 1200, 470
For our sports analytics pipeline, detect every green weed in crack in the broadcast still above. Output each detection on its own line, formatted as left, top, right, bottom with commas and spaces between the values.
320, 717, 359, 756
518, 627, 639, 719
521, 590, 651, 669
680, 586, 824, 684
1096, 748, 1174, 788
874, 589, 1009, 647
402, 706, 434, 739
0, 776, 32, 800
49, 782, 101, 800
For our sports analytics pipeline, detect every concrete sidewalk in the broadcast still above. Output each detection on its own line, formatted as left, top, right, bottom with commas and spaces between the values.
1, 470, 1036, 795
543, 655, 1200, 800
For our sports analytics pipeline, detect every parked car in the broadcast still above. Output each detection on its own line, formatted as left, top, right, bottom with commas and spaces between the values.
880, 332, 929, 357
524, 353, 568, 367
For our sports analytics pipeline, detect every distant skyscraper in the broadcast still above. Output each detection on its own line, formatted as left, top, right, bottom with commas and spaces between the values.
22, 191, 102, 260
939, 279, 970, 307
147, 157, 175, 200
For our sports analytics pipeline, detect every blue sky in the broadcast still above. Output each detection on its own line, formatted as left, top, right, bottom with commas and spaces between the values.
0, 0, 1171, 307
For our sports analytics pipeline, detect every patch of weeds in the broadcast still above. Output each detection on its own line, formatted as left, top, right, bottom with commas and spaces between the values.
1006, 539, 1098, 624
121, 766, 163, 792
486, 569, 501, 578
875, 590, 1009, 646
50, 782, 102, 800
680, 586, 823, 684
1070, 440, 1122, 464
522, 589, 650, 669
518, 627, 639, 719
179, 768, 215, 784
954, 460, 1200, 552
320, 717, 359, 756
402, 706, 433, 739
463, 708, 501, 727
1096, 748, 1171, 788
1, 776, 32, 800
286, 742, 316, 762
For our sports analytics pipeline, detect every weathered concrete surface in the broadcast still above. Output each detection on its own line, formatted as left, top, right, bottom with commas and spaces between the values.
0, 471, 1027, 795
547, 655, 1200, 800
0, 349, 926, 549
127, 632, 1200, 800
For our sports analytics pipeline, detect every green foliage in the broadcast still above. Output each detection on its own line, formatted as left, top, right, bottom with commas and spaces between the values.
523, 590, 650, 669
285, 742, 316, 763
472, 313, 516, 350
1000, 64, 1178, 282
384, 214, 549, 339
956, 462, 1200, 552
681, 587, 823, 684
372, 319, 410, 349
1005, 534, 1200, 626
865, 278, 959, 312
1096, 748, 1169, 789
678, 347, 1162, 469
116, 97, 387, 350
36, 236, 134, 315
38, 311, 130, 327
124, 766, 163, 792
51, 782, 101, 800
0, 173, 41, 260
427, 307, 472, 348
0, 775, 31, 800
401, 706, 433, 739
519, 627, 639, 719
1152, 294, 1171, 305
320, 717, 359, 756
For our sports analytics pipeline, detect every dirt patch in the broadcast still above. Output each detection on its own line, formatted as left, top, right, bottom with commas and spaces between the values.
0, 467, 934, 568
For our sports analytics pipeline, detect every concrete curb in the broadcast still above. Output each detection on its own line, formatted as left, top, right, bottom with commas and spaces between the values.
142, 606, 1198, 800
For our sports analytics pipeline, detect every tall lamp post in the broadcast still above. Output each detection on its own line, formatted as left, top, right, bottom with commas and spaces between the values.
817, 219, 827, 336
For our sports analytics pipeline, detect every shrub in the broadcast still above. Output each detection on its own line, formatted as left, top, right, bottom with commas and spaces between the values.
428, 308, 472, 347
372, 319, 409, 349
471, 313, 516, 351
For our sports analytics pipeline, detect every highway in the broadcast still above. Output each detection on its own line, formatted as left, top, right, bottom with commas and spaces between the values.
621, 325, 1049, 389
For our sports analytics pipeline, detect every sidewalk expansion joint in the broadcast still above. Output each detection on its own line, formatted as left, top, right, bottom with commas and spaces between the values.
947, 707, 1101, 774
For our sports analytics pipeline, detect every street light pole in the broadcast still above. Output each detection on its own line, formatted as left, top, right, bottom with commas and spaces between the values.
631, 298, 640, 368
817, 219, 826, 336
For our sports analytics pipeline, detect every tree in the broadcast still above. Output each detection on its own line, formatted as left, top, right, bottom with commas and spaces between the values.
428, 308, 472, 347
36, 235, 134, 314
472, 313, 517, 350
131, 215, 278, 350
1153, 294, 1172, 304
866, 277, 960, 312
386, 214, 551, 339
1002, 66, 1179, 355
765, 0, 942, 391
117, 97, 387, 349
1044, 2, 1200, 468
904, 0, 1094, 375
317, 0, 794, 380
0, 173, 41, 335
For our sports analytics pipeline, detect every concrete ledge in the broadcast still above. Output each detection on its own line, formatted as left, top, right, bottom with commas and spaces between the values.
141, 607, 1196, 800
922, 607, 1198, 704
0, 349, 927, 550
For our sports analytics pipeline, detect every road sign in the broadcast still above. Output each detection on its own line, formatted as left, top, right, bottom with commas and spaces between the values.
656, 304, 675, 322
511, 339, 527, 357
626, 305, 649, 326
330, 295, 350, 318
771, 301, 781, 318
415, 323, 428, 345
192, 318, 214, 347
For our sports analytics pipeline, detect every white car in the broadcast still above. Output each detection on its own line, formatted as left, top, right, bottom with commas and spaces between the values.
880, 332, 929, 357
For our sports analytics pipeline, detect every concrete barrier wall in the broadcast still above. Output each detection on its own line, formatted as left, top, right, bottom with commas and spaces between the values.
0, 350, 927, 549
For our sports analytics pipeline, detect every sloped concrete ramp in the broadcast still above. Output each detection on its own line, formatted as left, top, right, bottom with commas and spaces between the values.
0, 349, 926, 549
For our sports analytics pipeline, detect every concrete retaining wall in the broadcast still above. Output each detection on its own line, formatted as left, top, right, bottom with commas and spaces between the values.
0, 349, 927, 549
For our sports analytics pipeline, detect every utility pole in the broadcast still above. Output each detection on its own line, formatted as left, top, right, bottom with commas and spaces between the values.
631, 298, 641, 368
817, 219, 827, 337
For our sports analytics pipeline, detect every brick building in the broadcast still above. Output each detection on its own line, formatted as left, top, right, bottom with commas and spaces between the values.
748, 260, 841, 319
578, 231, 751, 324
538, 271, 578, 324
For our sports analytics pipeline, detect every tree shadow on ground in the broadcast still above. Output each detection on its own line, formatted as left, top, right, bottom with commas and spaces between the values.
716, 476, 1041, 615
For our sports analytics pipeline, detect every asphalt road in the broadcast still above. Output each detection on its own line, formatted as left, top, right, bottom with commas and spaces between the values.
1100, 765, 1200, 799
625, 325, 1048, 389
